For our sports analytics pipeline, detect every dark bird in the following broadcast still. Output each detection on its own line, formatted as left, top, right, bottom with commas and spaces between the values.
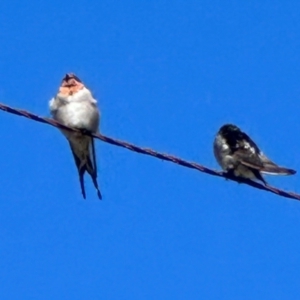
213, 124, 296, 184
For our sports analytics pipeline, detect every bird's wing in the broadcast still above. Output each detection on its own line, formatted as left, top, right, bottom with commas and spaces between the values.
232, 132, 264, 170
235, 145, 296, 175
233, 149, 264, 170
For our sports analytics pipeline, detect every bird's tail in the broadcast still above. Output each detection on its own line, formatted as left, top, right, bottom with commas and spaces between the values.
69, 136, 102, 200
258, 154, 296, 176
86, 138, 102, 199
261, 163, 296, 176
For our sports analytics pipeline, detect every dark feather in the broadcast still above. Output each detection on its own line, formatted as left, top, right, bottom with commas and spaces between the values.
69, 139, 102, 200
78, 166, 87, 199
260, 164, 296, 175
219, 124, 296, 183
69, 142, 87, 199
86, 138, 102, 199
232, 148, 264, 174
251, 168, 267, 185
220, 124, 261, 153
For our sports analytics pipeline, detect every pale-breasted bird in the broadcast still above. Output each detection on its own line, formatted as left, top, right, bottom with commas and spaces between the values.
213, 124, 296, 185
49, 73, 102, 199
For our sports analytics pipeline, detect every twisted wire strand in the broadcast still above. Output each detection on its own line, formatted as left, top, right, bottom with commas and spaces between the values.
0, 102, 299, 201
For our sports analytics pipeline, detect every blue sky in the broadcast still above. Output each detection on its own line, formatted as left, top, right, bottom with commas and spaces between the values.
0, 0, 300, 299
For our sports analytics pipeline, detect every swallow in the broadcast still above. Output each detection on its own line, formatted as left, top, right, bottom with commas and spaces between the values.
49, 73, 102, 199
213, 124, 296, 184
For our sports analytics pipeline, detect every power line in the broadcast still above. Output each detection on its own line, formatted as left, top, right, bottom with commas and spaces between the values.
0, 101, 299, 201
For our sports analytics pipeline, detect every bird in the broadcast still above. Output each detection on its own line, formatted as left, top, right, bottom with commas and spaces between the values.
213, 124, 296, 185
49, 73, 102, 199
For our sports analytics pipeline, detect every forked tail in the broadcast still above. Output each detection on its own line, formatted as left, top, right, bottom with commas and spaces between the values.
69, 138, 102, 200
